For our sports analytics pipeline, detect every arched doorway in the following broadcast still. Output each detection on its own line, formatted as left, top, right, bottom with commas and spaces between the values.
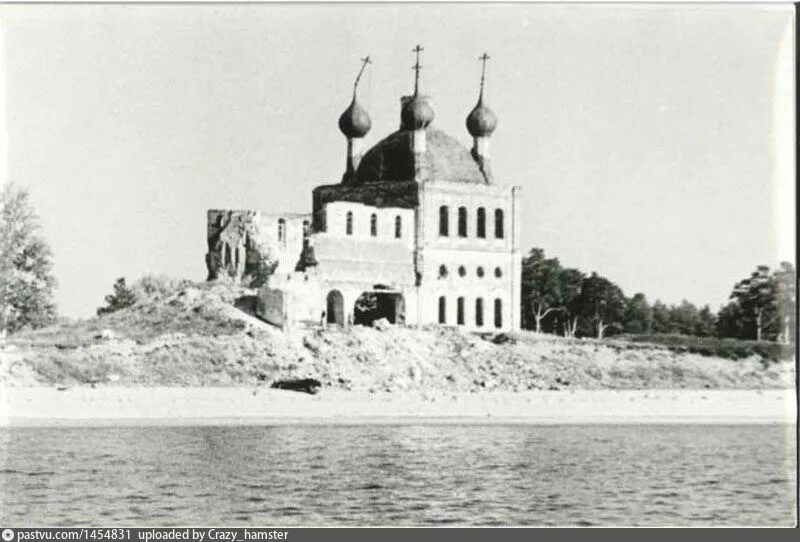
353, 287, 405, 326
326, 290, 345, 326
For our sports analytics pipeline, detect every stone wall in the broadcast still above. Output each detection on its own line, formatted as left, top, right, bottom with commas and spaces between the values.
205, 209, 310, 283
312, 181, 418, 232
257, 287, 286, 327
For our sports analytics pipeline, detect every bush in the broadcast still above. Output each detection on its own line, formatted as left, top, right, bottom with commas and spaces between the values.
133, 275, 193, 298
620, 333, 793, 362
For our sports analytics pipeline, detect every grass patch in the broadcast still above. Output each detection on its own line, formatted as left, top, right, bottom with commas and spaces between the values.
10, 281, 252, 347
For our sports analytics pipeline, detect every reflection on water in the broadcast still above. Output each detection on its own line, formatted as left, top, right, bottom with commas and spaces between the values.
0, 424, 796, 525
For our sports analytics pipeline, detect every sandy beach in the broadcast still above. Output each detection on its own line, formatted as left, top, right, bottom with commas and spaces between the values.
1, 387, 795, 427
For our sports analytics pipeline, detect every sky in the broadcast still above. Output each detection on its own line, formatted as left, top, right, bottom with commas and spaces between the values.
0, 2, 795, 318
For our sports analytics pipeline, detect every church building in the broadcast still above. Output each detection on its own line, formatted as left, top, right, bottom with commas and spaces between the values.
206, 48, 522, 332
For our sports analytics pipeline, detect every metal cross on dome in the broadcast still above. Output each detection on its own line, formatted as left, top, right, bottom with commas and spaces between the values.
479, 52, 490, 98
353, 55, 372, 96
412, 44, 424, 95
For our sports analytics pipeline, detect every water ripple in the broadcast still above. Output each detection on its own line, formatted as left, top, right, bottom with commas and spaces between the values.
0, 424, 796, 526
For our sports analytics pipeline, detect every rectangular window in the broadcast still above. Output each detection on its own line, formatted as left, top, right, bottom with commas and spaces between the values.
494, 298, 502, 328
475, 298, 484, 327
438, 296, 446, 324
457, 297, 465, 325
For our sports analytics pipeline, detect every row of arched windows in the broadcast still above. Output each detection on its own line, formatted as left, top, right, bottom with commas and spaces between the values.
346, 211, 402, 239
438, 296, 503, 328
276, 219, 310, 244
439, 206, 504, 239
438, 265, 503, 279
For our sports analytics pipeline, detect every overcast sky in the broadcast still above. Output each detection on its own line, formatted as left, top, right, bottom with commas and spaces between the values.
0, 2, 795, 317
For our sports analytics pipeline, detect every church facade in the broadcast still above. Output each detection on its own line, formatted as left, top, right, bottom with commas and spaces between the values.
206, 51, 522, 332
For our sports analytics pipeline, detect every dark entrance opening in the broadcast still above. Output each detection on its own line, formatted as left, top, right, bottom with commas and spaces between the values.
354, 286, 405, 326
326, 290, 345, 326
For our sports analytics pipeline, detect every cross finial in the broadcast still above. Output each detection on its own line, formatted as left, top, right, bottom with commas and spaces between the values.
353, 55, 372, 98
412, 44, 424, 95
478, 52, 490, 100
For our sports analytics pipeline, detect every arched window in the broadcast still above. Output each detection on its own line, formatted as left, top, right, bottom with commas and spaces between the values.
476, 266, 484, 278
458, 207, 467, 237
439, 206, 449, 236
494, 298, 503, 329
494, 267, 503, 278
438, 265, 448, 278
438, 296, 446, 324
457, 297, 465, 325
346, 211, 353, 235
475, 298, 484, 327
277, 218, 286, 243
477, 207, 486, 238
495, 209, 504, 239
395, 215, 402, 238
370, 213, 378, 237
458, 265, 466, 277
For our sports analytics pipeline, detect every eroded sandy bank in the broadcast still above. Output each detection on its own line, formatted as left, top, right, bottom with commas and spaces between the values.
1, 387, 795, 427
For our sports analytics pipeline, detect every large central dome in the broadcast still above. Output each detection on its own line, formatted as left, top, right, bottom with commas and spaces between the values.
354, 128, 489, 184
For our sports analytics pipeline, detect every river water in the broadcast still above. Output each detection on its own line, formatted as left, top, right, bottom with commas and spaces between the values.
0, 424, 795, 526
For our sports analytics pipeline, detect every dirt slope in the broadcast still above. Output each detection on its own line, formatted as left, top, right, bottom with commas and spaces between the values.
1, 283, 793, 391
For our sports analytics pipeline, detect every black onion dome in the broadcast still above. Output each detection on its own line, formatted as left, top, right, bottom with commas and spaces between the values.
354, 127, 488, 184
401, 95, 435, 130
338, 97, 371, 138
466, 97, 497, 137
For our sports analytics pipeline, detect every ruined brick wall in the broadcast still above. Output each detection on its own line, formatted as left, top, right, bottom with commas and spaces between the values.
205, 210, 310, 283
256, 287, 286, 327
311, 181, 418, 233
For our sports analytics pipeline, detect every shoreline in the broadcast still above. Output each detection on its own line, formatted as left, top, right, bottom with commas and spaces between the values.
1, 387, 795, 427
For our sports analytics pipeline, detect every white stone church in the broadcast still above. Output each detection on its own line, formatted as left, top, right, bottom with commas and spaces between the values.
206, 49, 522, 332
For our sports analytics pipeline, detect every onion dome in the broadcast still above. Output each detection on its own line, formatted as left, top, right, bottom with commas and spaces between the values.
338, 97, 371, 138
466, 96, 497, 137
355, 127, 487, 184
401, 95, 435, 130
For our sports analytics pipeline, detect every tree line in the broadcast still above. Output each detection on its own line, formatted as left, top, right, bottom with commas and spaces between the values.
521, 248, 796, 343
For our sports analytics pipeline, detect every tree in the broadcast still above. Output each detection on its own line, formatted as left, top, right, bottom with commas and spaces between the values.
576, 272, 626, 339
622, 292, 653, 334
97, 277, 137, 315
557, 268, 585, 337
773, 262, 796, 344
520, 248, 564, 333
730, 265, 778, 341
669, 300, 701, 335
716, 301, 744, 339
0, 184, 57, 333
651, 300, 673, 334
694, 305, 717, 337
